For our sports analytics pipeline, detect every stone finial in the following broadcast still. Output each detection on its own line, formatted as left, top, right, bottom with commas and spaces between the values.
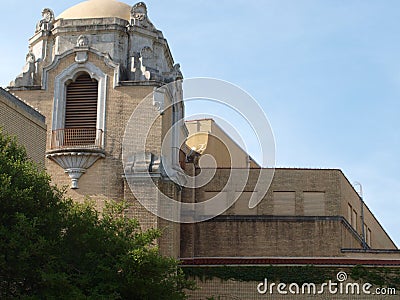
130, 2, 155, 29
35, 8, 55, 33
131, 2, 148, 21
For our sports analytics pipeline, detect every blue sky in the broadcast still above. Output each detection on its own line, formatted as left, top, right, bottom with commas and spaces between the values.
1, 0, 399, 246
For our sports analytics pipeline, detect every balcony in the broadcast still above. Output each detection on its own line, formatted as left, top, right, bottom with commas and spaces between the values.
46, 128, 105, 189
49, 128, 103, 150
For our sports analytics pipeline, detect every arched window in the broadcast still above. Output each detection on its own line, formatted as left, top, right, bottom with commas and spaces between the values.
47, 60, 109, 188
50, 62, 107, 150
64, 73, 98, 146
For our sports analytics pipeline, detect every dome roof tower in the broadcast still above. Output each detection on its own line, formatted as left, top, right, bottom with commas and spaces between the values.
58, 0, 131, 21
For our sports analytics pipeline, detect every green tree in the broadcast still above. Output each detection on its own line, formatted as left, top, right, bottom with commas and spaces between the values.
0, 129, 67, 297
0, 129, 194, 299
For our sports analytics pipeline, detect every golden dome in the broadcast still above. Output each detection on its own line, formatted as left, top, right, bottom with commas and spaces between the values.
58, 0, 131, 21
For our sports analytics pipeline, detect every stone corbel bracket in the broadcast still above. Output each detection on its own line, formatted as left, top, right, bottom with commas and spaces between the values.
46, 151, 105, 189
124, 152, 186, 186
124, 152, 161, 175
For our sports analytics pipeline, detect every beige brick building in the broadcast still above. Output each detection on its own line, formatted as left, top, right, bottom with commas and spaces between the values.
6, 1, 399, 299
0, 87, 46, 166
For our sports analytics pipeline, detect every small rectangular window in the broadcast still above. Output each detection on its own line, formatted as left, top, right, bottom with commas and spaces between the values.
202, 191, 227, 215
348, 204, 353, 225
352, 209, 358, 229
234, 191, 258, 215
303, 192, 325, 215
367, 228, 372, 246
273, 192, 295, 215
363, 224, 368, 243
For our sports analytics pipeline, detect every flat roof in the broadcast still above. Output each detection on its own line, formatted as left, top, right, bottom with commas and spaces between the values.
0, 87, 45, 123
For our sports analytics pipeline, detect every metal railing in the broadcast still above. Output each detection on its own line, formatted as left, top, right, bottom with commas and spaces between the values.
50, 128, 103, 149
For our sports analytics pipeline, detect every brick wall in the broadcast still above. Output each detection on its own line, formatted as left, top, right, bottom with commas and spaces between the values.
181, 168, 396, 258
339, 175, 397, 249
0, 88, 46, 166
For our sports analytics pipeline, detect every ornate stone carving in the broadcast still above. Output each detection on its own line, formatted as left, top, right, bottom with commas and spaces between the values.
35, 8, 55, 33
75, 35, 89, 63
163, 63, 183, 83
46, 151, 105, 189
26, 52, 35, 64
130, 2, 155, 29
76, 35, 89, 48
10, 52, 37, 87
171, 64, 183, 80
42, 48, 120, 89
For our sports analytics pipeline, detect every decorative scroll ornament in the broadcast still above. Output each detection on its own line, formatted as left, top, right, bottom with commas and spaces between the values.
35, 8, 55, 33
130, 2, 155, 29
163, 63, 183, 83
10, 52, 36, 87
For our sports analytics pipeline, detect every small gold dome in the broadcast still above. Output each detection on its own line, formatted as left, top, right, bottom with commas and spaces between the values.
58, 0, 131, 21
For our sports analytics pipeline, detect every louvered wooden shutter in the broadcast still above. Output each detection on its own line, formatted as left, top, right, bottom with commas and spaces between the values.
64, 73, 98, 145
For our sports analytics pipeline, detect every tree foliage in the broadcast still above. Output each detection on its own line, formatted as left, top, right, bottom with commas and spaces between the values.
0, 129, 193, 299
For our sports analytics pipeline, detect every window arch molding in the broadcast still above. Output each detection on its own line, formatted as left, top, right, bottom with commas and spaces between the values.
52, 62, 107, 147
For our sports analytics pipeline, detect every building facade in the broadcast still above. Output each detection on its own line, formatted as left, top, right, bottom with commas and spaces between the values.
6, 1, 400, 299
0, 87, 46, 166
